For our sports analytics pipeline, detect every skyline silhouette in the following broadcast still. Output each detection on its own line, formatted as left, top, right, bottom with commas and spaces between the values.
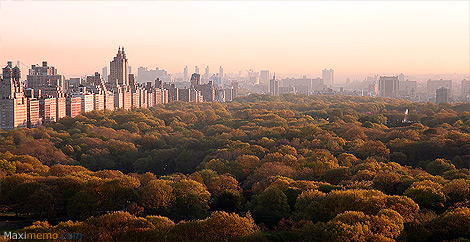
0, 1, 469, 80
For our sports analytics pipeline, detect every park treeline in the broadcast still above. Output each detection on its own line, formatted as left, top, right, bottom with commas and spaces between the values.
0, 94, 469, 241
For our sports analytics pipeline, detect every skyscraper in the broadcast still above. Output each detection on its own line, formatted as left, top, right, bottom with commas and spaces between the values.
109, 46, 128, 86
1, 61, 28, 131
190, 73, 200, 88
204, 66, 210, 83
218, 66, 223, 86
270, 74, 279, 96
398, 73, 405, 82
102, 66, 108, 82
378, 76, 399, 98
461, 79, 470, 99
195, 66, 199, 74
322, 69, 334, 86
259, 70, 270, 86
27, 61, 64, 90
436, 87, 450, 104
184, 66, 189, 82
427, 79, 452, 96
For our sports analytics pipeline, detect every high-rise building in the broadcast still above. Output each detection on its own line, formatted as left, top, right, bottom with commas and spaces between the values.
137, 66, 169, 83
39, 97, 57, 123
218, 66, 224, 85
86, 72, 102, 86
102, 66, 108, 82
231, 81, 238, 98
461, 79, 470, 99
322, 69, 334, 86
66, 97, 81, 118
109, 46, 128, 86
247, 70, 259, 84
184, 66, 189, 82
270, 74, 279, 96
259, 70, 270, 86
368, 82, 378, 96
195, 66, 199, 74
1, 61, 27, 131
399, 80, 417, 96
27, 61, 64, 90
427, 79, 452, 95
398, 73, 405, 82
190, 73, 201, 88
436, 87, 450, 104
204, 66, 210, 83
378, 76, 399, 98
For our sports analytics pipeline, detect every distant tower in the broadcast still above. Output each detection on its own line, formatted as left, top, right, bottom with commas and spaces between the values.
195, 66, 199, 74
259, 70, 270, 86
378, 76, 399, 98
398, 73, 405, 82
322, 69, 334, 87
109, 46, 129, 86
102, 66, 108, 82
1, 61, 15, 99
190, 73, 200, 88
184, 66, 189, 81
204, 66, 210, 83
270, 73, 279, 96
218, 66, 223, 85
436, 87, 450, 104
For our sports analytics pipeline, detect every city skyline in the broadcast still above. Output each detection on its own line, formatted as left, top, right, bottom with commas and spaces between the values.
0, 1, 469, 80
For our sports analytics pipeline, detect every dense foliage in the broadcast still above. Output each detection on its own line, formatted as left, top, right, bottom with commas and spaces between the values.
1, 94, 469, 241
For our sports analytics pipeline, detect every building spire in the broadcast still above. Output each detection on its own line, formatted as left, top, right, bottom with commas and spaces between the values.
118, 46, 121, 55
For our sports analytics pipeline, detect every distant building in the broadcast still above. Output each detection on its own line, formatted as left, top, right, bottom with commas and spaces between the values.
436, 87, 450, 104
378, 76, 399, 98
368, 82, 378, 96
190, 73, 201, 88
195, 81, 215, 102
26, 61, 65, 90
39, 97, 57, 123
427, 79, 452, 96
247, 70, 259, 84
281, 77, 323, 94
71, 86, 94, 112
109, 46, 129, 86
270, 74, 279, 96
195, 66, 199, 74
399, 80, 417, 96
27, 99, 40, 128
259, 70, 270, 86
86, 72, 102, 86
1, 61, 28, 131
322, 69, 334, 86
218, 66, 224, 85
279, 86, 295, 94
460, 79, 469, 99
203, 66, 210, 83
231, 81, 238, 98
66, 97, 81, 118
398, 73, 405, 82
102, 66, 108, 82
183, 66, 189, 82
137, 66, 169, 83
167, 84, 179, 102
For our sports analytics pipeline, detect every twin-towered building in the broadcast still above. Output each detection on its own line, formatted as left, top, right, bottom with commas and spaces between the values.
0, 47, 238, 131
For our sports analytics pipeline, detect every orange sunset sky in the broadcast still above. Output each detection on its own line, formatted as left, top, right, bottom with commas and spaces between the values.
0, 1, 469, 80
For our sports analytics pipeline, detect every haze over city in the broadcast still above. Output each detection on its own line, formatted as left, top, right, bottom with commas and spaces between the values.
0, 1, 469, 81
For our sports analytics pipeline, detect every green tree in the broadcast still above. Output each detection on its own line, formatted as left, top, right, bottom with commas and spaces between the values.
252, 187, 290, 227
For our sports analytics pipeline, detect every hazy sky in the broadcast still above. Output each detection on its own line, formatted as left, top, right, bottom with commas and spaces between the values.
0, 1, 469, 79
